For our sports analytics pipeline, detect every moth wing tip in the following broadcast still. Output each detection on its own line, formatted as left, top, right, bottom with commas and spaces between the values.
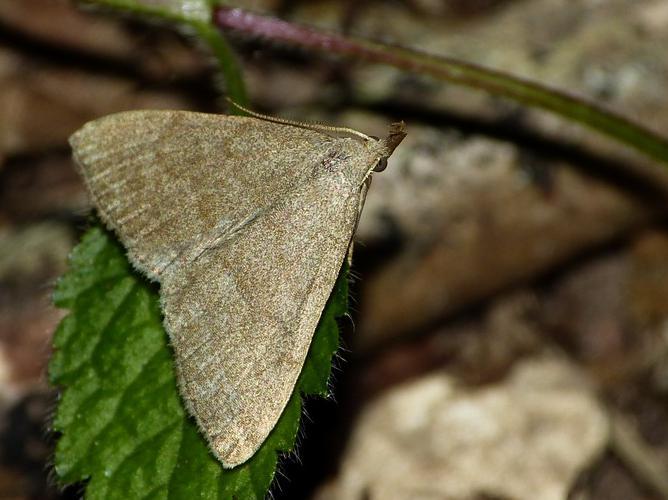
212, 434, 258, 469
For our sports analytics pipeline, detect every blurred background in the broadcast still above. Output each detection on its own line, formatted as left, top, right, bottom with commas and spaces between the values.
2, 0, 668, 498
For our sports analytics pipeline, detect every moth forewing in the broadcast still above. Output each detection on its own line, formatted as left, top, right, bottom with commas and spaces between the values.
69, 109, 406, 468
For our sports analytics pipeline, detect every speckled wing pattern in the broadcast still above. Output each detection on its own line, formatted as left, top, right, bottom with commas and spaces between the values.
160, 171, 360, 466
70, 111, 343, 280
69, 110, 380, 468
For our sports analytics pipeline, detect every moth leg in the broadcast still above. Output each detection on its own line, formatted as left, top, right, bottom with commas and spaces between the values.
346, 177, 371, 266
346, 239, 355, 266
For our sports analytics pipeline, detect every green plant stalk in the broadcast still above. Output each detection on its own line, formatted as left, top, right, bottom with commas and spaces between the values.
213, 6, 668, 166
78, 0, 248, 106
192, 21, 248, 107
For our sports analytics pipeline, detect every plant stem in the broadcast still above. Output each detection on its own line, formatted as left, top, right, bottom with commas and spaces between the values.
213, 6, 668, 166
193, 22, 248, 109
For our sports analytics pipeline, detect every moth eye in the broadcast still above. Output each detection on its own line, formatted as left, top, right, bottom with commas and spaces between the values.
373, 157, 388, 172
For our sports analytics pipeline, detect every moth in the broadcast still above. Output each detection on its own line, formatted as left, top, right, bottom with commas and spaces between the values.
69, 106, 406, 468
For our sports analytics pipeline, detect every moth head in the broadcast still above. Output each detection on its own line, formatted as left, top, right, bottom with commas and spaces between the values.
362, 121, 407, 183
380, 121, 408, 158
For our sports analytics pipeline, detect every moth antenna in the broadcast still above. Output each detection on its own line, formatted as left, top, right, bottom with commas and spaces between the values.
225, 97, 374, 142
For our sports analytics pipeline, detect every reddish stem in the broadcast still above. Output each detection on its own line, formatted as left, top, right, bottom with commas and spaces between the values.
212, 6, 668, 166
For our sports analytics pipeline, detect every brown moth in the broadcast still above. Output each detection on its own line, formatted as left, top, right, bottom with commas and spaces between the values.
69, 108, 406, 468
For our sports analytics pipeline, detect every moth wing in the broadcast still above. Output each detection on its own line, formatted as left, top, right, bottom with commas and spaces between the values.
161, 173, 361, 467
69, 110, 332, 279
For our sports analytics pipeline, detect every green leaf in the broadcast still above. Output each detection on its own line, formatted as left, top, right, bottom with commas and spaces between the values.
50, 225, 348, 499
